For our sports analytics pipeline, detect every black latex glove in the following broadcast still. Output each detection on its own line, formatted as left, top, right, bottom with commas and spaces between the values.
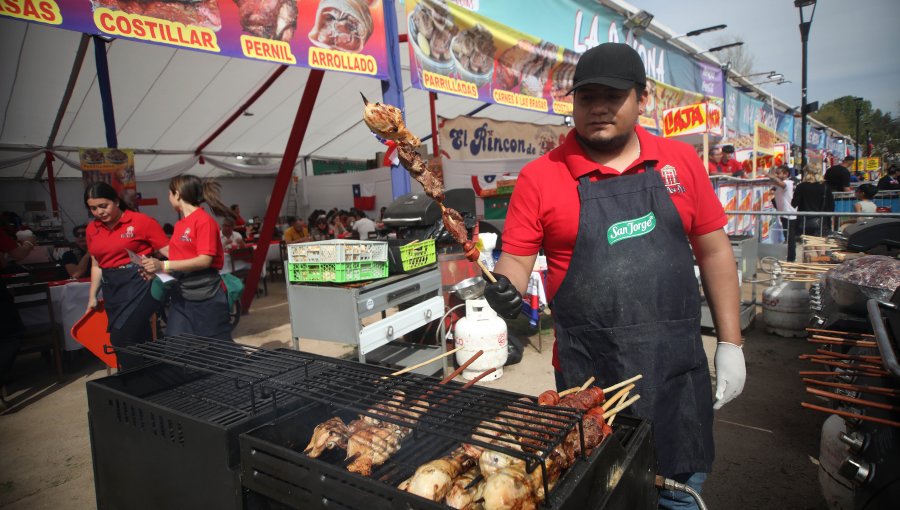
483, 273, 523, 320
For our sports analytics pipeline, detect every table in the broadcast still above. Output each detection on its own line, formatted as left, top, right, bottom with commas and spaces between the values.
286, 267, 447, 375
220, 241, 278, 277
18, 279, 91, 351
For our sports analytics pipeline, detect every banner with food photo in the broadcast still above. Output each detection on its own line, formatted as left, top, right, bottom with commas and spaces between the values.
437, 115, 569, 161
405, 0, 722, 118
80, 148, 139, 209
1, 0, 391, 79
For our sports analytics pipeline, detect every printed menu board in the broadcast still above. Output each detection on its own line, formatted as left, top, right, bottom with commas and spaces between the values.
1, 0, 391, 79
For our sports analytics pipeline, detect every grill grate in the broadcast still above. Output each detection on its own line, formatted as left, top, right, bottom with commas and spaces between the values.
115, 336, 589, 502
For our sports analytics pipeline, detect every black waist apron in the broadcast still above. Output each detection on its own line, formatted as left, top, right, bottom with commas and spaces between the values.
552, 164, 714, 477
101, 265, 153, 332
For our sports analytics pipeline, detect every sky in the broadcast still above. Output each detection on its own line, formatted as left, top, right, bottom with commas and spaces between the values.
635, 0, 900, 117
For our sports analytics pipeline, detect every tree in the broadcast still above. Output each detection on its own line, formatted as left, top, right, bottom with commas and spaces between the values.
714, 35, 754, 76
815, 96, 900, 158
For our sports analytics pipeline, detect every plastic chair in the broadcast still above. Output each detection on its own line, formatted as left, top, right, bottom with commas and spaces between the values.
230, 247, 267, 297
266, 241, 286, 282
9, 281, 64, 381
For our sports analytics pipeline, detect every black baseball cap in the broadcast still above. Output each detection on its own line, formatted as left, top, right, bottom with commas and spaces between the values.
568, 43, 647, 94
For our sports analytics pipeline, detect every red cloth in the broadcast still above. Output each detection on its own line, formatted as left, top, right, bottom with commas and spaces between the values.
234, 214, 246, 227
707, 161, 726, 175
87, 210, 169, 268
501, 127, 727, 371
169, 208, 224, 270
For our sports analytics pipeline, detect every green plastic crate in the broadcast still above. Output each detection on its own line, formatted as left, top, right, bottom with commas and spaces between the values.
398, 238, 436, 271
288, 261, 388, 283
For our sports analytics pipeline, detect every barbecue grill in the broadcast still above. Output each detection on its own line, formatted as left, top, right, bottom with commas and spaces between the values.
381, 189, 477, 244
89, 336, 658, 510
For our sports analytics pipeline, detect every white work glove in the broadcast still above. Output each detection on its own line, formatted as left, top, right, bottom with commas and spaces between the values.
713, 342, 746, 410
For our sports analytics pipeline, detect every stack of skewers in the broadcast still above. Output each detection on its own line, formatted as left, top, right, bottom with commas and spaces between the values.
799, 327, 900, 429
775, 261, 837, 283
799, 235, 840, 263
361, 94, 497, 283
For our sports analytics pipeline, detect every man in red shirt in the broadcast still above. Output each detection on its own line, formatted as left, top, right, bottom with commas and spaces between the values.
483, 43, 745, 505
707, 146, 725, 175
721, 145, 745, 177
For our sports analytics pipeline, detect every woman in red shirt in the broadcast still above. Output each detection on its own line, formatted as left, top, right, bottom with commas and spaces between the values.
84, 183, 169, 369
142, 176, 234, 341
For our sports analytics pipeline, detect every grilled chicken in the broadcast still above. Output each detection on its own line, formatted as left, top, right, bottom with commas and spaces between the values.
479, 434, 525, 477
398, 447, 474, 501
303, 416, 349, 458
444, 467, 485, 510
482, 466, 538, 510
362, 94, 420, 146
346, 425, 406, 476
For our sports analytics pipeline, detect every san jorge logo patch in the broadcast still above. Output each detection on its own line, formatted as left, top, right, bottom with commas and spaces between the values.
607, 212, 656, 245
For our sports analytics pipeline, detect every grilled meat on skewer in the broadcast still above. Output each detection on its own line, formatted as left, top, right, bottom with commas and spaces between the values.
303, 416, 350, 457
397, 142, 428, 175
415, 167, 445, 201
481, 465, 538, 510
398, 447, 475, 501
445, 467, 485, 509
442, 206, 468, 244
558, 386, 605, 410
362, 94, 420, 145
346, 425, 406, 476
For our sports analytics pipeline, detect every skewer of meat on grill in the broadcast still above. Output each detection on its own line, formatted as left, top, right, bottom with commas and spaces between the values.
361, 95, 498, 283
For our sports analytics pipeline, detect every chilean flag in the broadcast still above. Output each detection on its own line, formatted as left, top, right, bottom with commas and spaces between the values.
353, 183, 376, 211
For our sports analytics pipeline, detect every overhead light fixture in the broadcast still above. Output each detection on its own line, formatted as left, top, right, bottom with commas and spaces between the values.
624, 10, 654, 32
703, 41, 744, 53
235, 155, 244, 160
672, 24, 727, 40
242, 111, 254, 117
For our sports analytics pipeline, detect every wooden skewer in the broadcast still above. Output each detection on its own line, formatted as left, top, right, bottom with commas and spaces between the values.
440, 350, 484, 384
806, 387, 900, 412
557, 386, 580, 398
810, 358, 889, 375
801, 402, 900, 429
808, 338, 878, 348
579, 376, 596, 391
462, 368, 496, 388
607, 413, 618, 426
603, 374, 643, 394
807, 328, 875, 338
815, 349, 882, 363
601, 384, 635, 411
802, 378, 900, 398
603, 394, 641, 420
387, 347, 463, 377
799, 370, 885, 378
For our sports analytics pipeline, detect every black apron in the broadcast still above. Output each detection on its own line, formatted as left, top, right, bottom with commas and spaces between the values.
101, 265, 159, 369
552, 164, 714, 477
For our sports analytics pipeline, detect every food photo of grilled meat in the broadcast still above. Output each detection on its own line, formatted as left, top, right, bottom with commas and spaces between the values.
91, 0, 222, 30
308, 0, 374, 53
496, 40, 557, 97
410, 0, 457, 63
550, 48, 578, 102
233, 0, 297, 41
451, 23, 495, 75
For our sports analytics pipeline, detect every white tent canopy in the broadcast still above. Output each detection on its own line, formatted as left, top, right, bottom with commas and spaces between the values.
0, 12, 564, 181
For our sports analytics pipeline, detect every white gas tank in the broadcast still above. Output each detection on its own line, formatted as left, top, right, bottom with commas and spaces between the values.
454, 298, 508, 382
762, 280, 810, 337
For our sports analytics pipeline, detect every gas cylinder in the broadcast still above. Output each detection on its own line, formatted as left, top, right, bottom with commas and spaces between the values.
454, 298, 508, 381
762, 279, 810, 337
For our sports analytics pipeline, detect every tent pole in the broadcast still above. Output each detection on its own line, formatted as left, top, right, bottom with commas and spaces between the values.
45, 152, 59, 216
35, 34, 90, 180
93, 36, 118, 149
240, 70, 324, 313
383, 0, 411, 199
429, 92, 439, 157
195, 65, 288, 155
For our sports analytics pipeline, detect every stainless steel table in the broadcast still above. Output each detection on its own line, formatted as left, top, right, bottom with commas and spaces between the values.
286, 266, 447, 375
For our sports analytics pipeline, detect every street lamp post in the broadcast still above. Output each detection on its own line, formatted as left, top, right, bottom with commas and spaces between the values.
796, 0, 817, 170
854, 97, 863, 165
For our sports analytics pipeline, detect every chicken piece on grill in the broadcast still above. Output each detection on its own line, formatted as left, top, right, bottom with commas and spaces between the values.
397, 141, 428, 175
360, 390, 419, 431
479, 433, 525, 477
303, 416, 349, 458
398, 447, 475, 501
444, 467, 485, 510
233, 0, 297, 41
481, 466, 538, 510
442, 206, 467, 244
346, 425, 406, 476
362, 94, 420, 146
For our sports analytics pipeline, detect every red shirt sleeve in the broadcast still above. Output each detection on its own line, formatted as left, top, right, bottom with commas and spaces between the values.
193, 213, 221, 257
142, 214, 169, 251
501, 165, 544, 256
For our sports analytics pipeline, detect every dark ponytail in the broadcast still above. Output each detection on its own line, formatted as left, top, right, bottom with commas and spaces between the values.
84, 182, 131, 211
169, 175, 235, 219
